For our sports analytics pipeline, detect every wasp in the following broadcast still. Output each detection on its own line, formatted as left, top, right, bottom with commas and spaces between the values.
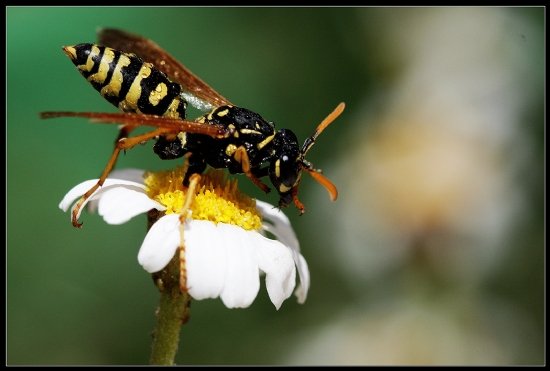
41, 29, 344, 228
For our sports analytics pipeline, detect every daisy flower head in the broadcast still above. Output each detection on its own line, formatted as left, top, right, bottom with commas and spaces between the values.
59, 167, 310, 309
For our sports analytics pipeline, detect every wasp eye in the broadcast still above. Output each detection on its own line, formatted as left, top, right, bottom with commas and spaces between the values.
279, 154, 298, 187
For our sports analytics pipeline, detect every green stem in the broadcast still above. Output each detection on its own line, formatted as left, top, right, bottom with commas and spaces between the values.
148, 209, 191, 366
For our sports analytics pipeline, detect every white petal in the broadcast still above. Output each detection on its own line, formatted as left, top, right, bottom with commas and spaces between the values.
88, 168, 147, 213
59, 179, 104, 212
256, 200, 293, 230
292, 253, 310, 304
98, 187, 165, 225
217, 224, 260, 308
256, 200, 299, 251
185, 222, 262, 308
137, 214, 181, 273
59, 178, 149, 222
256, 200, 310, 303
185, 220, 227, 300
253, 233, 296, 310
108, 168, 147, 184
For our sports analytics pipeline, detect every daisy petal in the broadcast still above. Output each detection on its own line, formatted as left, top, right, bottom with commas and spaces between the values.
108, 168, 147, 184
256, 200, 310, 303
256, 200, 299, 250
60, 178, 148, 222
256, 200, 293, 229
292, 253, 310, 304
98, 187, 165, 225
138, 214, 180, 273
217, 224, 260, 308
59, 179, 103, 212
185, 220, 227, 300
253, 233, 296, 309
88, 168, 148, 213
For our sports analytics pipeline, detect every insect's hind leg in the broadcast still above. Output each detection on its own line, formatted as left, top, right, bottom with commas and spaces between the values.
71, 127, 175, 228
182, 153, 207, 187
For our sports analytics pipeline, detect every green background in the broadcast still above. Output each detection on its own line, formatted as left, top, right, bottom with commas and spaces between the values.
7, 7, 544, 365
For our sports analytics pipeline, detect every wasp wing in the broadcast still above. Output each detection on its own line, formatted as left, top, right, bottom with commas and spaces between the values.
97, 28, 231, 111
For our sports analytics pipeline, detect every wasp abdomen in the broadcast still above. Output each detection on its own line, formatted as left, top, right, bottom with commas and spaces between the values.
63, 43, 187, 119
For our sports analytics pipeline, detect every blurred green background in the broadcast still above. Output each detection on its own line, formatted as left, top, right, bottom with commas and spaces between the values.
7, 7, 544, 365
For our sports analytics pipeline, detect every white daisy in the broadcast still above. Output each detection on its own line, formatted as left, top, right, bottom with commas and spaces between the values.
59, 167, 310, 309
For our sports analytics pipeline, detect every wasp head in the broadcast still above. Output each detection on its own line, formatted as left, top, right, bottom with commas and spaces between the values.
270, 103, 345, 214
268, 129, 302, 209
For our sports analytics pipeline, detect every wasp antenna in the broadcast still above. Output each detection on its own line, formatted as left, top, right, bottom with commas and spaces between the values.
300, 163, 338, 201
301, 102, 345, 155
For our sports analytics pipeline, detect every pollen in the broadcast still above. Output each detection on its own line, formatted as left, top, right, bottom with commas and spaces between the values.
144, 166, 262, 231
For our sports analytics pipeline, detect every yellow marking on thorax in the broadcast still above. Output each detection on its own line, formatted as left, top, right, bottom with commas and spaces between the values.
216, 108, 229, 117
225, 143, 237, 157
207, 105, 232, 121
256, 133, 275, 150
239, 129, 262, 135
228, 124, 239, 138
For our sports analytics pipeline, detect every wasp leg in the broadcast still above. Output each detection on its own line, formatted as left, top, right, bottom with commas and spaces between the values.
178, 173, 201, 293
291, 184, 306, 216
71, 127, 176, 228
182, 153, 207, 187
115, 124, 139, 144
234, 146, 271, 194
250, 166, 269, 179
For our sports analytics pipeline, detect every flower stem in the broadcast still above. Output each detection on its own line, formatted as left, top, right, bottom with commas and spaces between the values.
148, 209, 191, 366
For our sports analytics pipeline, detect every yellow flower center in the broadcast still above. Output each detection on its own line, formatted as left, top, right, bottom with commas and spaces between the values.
144, 166, 262, 231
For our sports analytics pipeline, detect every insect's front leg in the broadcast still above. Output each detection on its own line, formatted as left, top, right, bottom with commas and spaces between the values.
71, 127, 175, 228
291, 184, 305, 215
182, 153, 207, 187
234, 146, 271, 194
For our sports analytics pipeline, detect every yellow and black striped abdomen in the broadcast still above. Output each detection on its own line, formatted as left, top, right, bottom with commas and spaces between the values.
63, 43, 187, 119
